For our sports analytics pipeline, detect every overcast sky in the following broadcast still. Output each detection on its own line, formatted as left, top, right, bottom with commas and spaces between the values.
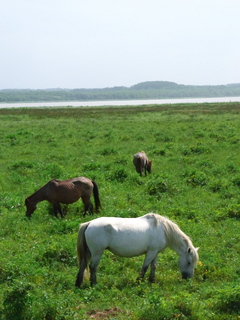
1, 0, 240, 89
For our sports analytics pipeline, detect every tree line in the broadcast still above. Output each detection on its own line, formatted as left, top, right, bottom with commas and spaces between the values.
1, 81, 240, 103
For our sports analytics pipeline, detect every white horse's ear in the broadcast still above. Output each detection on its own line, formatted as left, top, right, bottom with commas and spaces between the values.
196, 247, 200, 252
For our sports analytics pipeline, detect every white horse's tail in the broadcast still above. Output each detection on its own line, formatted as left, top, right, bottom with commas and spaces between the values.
77, 222, 91, 269
75, 221, 91, 287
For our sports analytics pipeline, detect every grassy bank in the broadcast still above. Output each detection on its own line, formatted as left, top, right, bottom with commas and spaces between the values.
0, 103, 240, 319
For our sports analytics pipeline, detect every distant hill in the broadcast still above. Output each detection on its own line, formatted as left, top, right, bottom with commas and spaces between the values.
1, 81, 240, 103
130, 81, 179, 90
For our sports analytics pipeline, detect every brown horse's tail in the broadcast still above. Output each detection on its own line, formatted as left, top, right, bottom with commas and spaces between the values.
92, 180, 102, 212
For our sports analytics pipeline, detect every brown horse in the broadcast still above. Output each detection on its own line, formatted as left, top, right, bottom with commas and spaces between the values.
133, 151, 152, 176
25, 177, 101, 217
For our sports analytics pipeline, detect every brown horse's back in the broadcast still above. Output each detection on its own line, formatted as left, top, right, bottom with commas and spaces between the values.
25, 176, 101, 217
133, 151, 152, 176
46, 177, 93, 204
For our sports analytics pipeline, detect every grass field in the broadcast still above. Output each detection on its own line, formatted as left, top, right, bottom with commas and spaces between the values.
0, 103, 240, 319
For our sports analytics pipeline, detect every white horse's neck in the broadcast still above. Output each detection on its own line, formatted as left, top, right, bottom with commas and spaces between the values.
168, 236, 190, 256
164, 220, 192, 255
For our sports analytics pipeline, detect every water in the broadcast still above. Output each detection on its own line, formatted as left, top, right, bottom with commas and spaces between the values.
1, 96, 240, 108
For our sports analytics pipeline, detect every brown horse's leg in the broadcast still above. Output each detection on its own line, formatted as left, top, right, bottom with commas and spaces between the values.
82, 196, 93, 215
139, 160, 142, 176
53, 204, 58, 217
83, 203, 93, 216
144, 166, 147, 176
53, 203, 63, 217
140, 159, 143, 176
58, 204, 64, 217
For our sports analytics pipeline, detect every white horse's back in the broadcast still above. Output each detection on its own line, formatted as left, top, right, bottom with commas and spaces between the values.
85, 214, 166, 257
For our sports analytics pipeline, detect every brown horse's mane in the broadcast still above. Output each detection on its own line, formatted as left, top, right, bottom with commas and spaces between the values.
26, 180, 53, 201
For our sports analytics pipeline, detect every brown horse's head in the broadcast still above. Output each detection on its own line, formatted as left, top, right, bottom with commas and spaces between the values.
25, 198, 36, 217
147, 160, 152, 173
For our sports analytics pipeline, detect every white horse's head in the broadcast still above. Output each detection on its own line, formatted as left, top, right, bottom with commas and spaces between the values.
178, 246, 199, 279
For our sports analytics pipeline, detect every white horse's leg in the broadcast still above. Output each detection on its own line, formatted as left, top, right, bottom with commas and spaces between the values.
139, 251, 158, 280
75, 259, 87, 287
89, 252, 103, 286
149, 256, 158, 282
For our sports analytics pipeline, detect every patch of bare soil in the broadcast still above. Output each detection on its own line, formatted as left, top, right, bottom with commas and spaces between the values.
86, 307, 122, 319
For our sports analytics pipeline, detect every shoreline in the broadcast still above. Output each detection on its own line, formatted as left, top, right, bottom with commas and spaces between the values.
1, 96, 240, 109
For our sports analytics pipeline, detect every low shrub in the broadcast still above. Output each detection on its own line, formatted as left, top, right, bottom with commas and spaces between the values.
232, 175, 240, 187
137, 293, 196, 320
100, 147, 117, 156
185, 170, 207, 187
147, 177, 168, 197
214, 284, 240, 315
226, 204, 240, 219
107, 168, 128, 183
82, 162, 102, 171
3, 281, 32, 320
181, 144, 209, 156
208, 178, 230, 193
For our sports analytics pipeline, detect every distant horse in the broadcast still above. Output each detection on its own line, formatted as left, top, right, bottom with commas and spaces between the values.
25, 177, 101, 217
133, 151, 152, 176
75, 213, 199, 287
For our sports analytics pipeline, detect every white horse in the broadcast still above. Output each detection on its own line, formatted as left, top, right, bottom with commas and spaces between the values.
75, 213, 199, 287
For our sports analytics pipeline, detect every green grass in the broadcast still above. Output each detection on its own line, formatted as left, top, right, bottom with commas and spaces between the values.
0, 103, 240, 319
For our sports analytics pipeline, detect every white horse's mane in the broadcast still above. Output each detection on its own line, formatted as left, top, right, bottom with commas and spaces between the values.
144, 213, 199, 265
144, 213, 193, 247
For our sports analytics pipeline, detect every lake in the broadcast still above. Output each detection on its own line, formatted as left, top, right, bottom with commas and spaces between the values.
1, 96, 240, 108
